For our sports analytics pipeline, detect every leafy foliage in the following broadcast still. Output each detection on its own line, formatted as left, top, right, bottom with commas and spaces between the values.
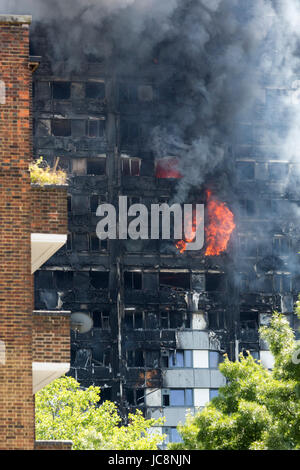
169, 310, 300, 450
35, 376, 165, 450
29, 156, 67, 186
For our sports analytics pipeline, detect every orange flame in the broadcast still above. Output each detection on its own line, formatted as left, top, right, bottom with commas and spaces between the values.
204, 190, 235, 256
175, 191, 235, 255
156, 158, 182, 178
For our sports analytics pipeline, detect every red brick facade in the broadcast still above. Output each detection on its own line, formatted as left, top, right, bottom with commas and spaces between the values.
31, 186, 68, 235
0, 15, 34, 450
35, 440, 73, 451
0, 16, 70, 450
33, 311, 70, 363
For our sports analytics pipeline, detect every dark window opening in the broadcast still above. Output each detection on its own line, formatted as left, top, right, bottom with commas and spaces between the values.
86, 119, 105, 138
54, 271, 73, 290
90, 195, 99, 212
86, 82, 105, 100
121, 158, 141, 176
124, 271, 142, 290
269, 163, 289, 181
208, 311, 226, 329
73, 233, 89, 251
53, 81, 71, 100
92, 311, 110, 330
52, 119, 71, 137
124, 311, 144, 330
90, 272, 109, 289
159, 272, 190, 290
87, 159, 106, 175
125, 388, 144, 406
90, 234, 100, 251
206, 273, 226, 292
127, 350, 144, 367
239, 199, 255, 216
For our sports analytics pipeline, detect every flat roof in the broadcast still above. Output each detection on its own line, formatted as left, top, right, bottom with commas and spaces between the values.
0, 14, 32, 24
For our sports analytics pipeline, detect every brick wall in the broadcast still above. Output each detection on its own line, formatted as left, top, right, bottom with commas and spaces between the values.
35, 440, 73, 450
32, 311, 70, 363
0, 15, 34, 450
31, 185, 68, 235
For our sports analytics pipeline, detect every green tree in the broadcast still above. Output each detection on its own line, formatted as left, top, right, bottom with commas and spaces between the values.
169, 310, 300, 450
35, 376, 165, 450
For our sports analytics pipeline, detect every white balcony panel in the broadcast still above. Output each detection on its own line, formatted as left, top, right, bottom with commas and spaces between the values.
32, 361, 70, 394
31, 233, 67, 273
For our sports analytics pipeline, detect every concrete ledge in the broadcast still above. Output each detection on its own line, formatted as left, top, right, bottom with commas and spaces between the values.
35, 440, 73, 451
0, 14, 32, 24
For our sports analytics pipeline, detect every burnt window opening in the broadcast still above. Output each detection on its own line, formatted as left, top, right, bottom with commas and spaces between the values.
53, 81, 71, 100
87, 158, 106, 176
240, 311, 259, 330
162, 389, 193, 407
274, 274, 292, 293
90, 195, 99, 212
99, 387, 112, 403
239, 199, 255, 216
168, 350, 193, 368
125, 388, 145, 406
89, 234, 107, 252
72, 233, 89, 251
124, 311, 144, 330
237, 161, 255, 181
73, 349, 92, 368
91, 347, 110, 367
35, 270, 54, 289
124, 271, 142, 290
52, 119, 71, 137
268, 162, 289, 181
159, 272, 190, 290
127, 350, 144, 367
120, 123, 140, 145
86, 82, 105, 100
92, 311, 110, 330
66, 234, 72, 251
159, 310, 188, 330
121, 157, 141, 176
206, 273, 226, 292
90, 272, 109, 289
155, 158, 182, 179
208, 311, 227, 330
72, 119, 86, 137
273, 236, 290, 256
54, 271, 74, 290
86, 119, 105, 138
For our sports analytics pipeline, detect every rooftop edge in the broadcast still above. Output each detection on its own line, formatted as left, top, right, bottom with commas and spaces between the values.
0, 14, 32, 24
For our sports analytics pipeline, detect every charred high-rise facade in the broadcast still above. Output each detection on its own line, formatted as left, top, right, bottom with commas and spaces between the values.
7, 0, 299, 444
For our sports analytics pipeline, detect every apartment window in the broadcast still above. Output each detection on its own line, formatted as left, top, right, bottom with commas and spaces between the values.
52, 119, 71, 136
124, 311, 144, 330
209, 389, 219, 400
237, 161, 255, 180
91, 348, 110, 367
168, 428, 183, 444
89, 234, 107, 252
90, 195, 100, 212
86, 119, 105, 138
159, 310, 189, 330
54, 271, 74, 290
169, 350, 193, 368
125, 388, 145, 406
273, 236, 289, 256
90, 272, 109, 289
268, 162, 289, 181
208, 311, 227, 329
72, 233, 89, 251
124, 271, 142, 290
127, 350, 144, 367
121, 157, 141, 176
87, 158, 106, 175
155, 157, 182, 179
53, 81, 71, 99
71, 119, 86, 137
92, 311, 110, 330
206, 273, 226, 292
274, 274, 292, 293
159, 272, 190, 290
240, 311, 258, 331
239, 199, 255, 216
86, 81, 105, 99
209, 351, 221, 369
163, 389, 193, 407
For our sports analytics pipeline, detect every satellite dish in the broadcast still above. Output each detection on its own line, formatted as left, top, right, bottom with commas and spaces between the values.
70, 312, 93, 334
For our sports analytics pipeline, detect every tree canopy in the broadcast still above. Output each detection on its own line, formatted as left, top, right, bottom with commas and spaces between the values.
35, 376, 165, 450
169, 310, 300, 450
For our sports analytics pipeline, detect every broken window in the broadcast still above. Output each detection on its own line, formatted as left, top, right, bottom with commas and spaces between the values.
239, 199, 255, 216
163, 389, 193, 407
125, 388, 145, 406
86, 81, 105, 99
155, 157, 182, 179
159, 272, 190, 290
35, 270, 54, 289
74, 349, 92, 368
206, 273, 226, 292
208, 311, 226, 329
121, 157, 141, 176
124, 311, 144, 329
236, 161, 255, 180
273, 236, 289, 256
87, 158, 106, 175
72, 119, 86, 137
169, 350, 192, 368
54, 271, 74, 290
92, 311, 110, 329
89, 234, 107, 252
53, 81, 71, 100
124, 271, 142, 290
127, 350, 144, 367
240, 311, 259, 330
52, 119, 71, 137
72, 233, 89, 251
159, 310, 187, 329
90, 272, 109, 289
274, 274, 292, 293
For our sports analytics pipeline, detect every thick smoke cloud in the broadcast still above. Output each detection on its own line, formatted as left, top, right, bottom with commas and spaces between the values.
1, 1, 300, 206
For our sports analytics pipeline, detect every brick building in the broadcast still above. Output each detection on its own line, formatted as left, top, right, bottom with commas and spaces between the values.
0, 15, 69, 450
